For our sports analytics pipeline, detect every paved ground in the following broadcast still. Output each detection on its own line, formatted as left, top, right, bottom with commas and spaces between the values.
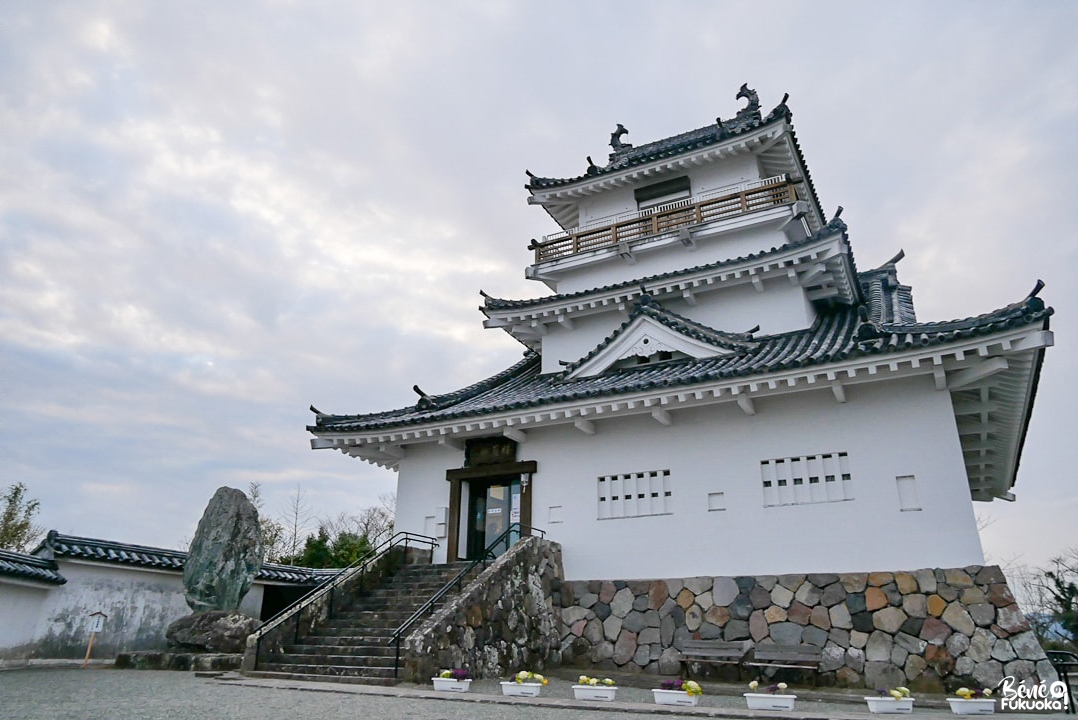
0, 667, 1054, 720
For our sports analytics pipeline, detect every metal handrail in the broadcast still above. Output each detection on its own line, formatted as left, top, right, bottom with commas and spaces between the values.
390, 523, 546, 677
249, 530, 438, 668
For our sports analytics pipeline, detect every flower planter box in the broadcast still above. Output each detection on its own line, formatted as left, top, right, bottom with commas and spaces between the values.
652, 689, 700, 706
744, 693, 797, 710
501, 681, 542, 697
864, 696, 915, 713
431, 677, 471, 692
947, 698, 996, 715
572, 685, 617, 701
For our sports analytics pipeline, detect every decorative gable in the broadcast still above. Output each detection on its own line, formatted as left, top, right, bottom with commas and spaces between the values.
564, 296, 755, 380
568, 315, 730, 379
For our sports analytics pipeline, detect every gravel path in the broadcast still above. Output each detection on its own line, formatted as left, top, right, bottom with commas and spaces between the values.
0, 667, 1046, 720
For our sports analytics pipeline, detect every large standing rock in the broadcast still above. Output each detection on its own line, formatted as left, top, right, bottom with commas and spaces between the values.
183, 486, 264, 612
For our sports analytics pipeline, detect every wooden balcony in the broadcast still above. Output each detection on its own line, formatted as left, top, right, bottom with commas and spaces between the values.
530, 175, 798, 264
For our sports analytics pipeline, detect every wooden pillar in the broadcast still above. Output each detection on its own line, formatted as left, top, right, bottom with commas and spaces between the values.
446, 478, 462, 562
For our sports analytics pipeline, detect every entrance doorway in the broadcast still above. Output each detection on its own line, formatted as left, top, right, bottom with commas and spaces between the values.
466, 478, 521, 560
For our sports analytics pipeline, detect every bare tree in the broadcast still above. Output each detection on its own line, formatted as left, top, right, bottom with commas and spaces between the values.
248, 482, 286, 563
279, 484, 314, 562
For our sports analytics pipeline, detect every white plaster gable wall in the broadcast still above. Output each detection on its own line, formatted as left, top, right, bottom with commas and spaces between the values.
573, 153, 761, 227
0, 581, 54, 660
414, 374, 980, 581
548, 223, 800, 296
395, 442, 464, 565
537, 278, 815, 373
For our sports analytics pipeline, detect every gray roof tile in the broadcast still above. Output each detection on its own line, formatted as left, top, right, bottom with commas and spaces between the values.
0, 548, 65, 585
33, 531, 333, 585
312, 273, 1052, 435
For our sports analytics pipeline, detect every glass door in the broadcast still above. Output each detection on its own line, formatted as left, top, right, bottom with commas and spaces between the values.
466, 478, 522, 560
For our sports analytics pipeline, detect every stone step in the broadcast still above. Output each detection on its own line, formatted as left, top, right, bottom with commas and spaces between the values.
269, 653, 396, 668
243, 670, 398, 687
259, 663, 396, 678
299, 632, 396, 644
283, 643, 396, 657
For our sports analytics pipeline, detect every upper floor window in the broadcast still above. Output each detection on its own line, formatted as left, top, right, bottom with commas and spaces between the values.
635, 176, 691, 213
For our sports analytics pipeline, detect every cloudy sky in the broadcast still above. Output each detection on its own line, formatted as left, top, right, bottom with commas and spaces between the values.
2, 1, 1075, 574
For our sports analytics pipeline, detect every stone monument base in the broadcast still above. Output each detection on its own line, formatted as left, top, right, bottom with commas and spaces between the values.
115, 651, 242, 672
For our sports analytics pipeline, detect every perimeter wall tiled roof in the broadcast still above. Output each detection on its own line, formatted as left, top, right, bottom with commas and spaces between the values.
33, 531, 333, 585
0, 548, 65, 585
312, 272, 1053, 435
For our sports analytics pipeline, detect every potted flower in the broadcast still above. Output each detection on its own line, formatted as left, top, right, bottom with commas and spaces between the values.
652, 679, 703, 706
500, 670, 548, 697
744, 680, 797, 710
865, 687, 915, 714
432, 668, 472, 692
572, 675, 617, 701
947, 688, 995, 715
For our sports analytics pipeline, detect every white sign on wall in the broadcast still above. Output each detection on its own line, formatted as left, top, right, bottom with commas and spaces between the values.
88, 611, 107, 634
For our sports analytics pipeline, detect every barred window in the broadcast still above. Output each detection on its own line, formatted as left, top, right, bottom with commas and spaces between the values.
761, 453, 853, 507
597, 469, 672, 519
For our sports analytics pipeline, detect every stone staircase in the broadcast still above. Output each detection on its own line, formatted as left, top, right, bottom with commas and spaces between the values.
248, 561, 475, 685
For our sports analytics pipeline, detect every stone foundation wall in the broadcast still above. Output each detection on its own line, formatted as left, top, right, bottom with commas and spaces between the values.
558, 565, 1056, 691
402, 537, 563, 683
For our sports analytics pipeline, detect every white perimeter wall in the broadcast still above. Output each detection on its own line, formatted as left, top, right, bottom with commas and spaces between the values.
0, 580, 54, 660
3, 562, 268, 659
393, 374, 983, 580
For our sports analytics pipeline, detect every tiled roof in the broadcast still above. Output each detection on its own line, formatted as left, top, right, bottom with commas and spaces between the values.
312, 275, 1053, 435
33, 531, 332, 585
0, 548, 65, 585
483, 218, 854, 314
527, 91, 791, 190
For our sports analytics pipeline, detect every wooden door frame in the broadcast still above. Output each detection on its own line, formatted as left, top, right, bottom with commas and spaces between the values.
445, 460, 536, 562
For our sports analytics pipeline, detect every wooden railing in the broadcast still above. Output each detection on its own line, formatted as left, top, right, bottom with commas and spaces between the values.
531, 175, 798, 263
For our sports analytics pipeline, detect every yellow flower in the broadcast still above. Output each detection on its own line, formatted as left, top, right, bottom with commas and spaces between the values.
440, 669, 452, 679
890, 690, 903, 700
603, 678, 616, 686
777, 682, 788, 693
749, 680, 759, 691
579, 675, 589, 684
983, 689, 992, 698
956, 688, 972, 699
684, 680, 703, 696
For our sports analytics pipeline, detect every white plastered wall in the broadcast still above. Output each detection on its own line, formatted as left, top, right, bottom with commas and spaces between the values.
394, 374, 982, 580
395, 442, 465, 564
0, 580, 54, 661
574, 154, 761, 227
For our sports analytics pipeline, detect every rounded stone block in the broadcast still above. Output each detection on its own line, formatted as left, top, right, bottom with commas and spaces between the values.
712, 577, 740, 606
873, 606, 908, 634
864, 586, 888, 611
771, 583, 795, 609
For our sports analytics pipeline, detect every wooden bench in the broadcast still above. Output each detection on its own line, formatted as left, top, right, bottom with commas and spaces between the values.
744, 644, 823, 686
679, 640, 752, 679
